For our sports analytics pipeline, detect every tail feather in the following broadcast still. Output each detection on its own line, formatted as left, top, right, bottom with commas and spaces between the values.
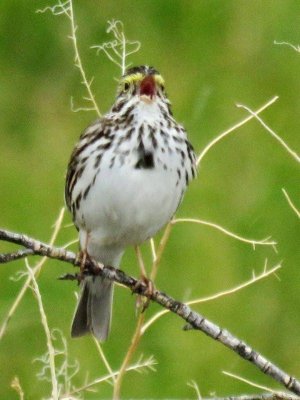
71, 276, 113, 341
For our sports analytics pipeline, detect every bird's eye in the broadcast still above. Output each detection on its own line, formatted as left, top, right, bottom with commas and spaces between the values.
124, 82, 130, 91
160, 84, 165, 91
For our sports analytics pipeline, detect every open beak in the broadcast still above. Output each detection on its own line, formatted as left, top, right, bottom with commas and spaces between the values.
139, 75, 156, 102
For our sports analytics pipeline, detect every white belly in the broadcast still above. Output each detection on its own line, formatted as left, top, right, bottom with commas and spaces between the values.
78, 162, 182, 248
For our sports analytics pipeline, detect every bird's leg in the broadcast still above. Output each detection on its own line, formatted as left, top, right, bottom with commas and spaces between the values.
134, 246, 154, 312
76, 232, 91, 282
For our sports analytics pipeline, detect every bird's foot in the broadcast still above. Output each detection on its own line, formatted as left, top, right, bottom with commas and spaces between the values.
134, 275, 154, 313
76, 250, 92, 283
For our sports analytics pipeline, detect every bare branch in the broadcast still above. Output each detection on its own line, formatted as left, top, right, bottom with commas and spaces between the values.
202, 393, 299, 400
0, 228, 300, 395
0, 248, 34, 263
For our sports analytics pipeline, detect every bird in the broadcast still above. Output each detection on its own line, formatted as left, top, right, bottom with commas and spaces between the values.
65, 65, 197, 341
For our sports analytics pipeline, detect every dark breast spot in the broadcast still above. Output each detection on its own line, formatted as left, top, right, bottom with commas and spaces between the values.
135, 150, 155, 169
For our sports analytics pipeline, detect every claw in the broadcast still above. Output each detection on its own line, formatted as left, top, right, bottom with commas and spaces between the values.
76, 250, 92, 282
134, 275, 154, 313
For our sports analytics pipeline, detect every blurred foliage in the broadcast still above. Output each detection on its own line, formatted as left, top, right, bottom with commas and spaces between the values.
0, 0, 299, 398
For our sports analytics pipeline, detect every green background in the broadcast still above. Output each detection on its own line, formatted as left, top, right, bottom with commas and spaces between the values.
0, 1, 299, 398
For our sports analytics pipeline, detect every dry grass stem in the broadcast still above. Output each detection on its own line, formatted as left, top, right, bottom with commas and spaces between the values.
223, 370, 276, 394
92, 337, 116, 384
63, 355, 156, 398
66, 0, 101, 117
91, 20, 141, 75
25, 259, 59, 400
150, 221, 172, 281
0, 207, 65, 340
282, 188, 300, 219
274, 40, 300, 53
63, 238, 79, 249
112, 224, 172, 397
196, 96, 279, 166
236, 103, 300, 163
149, 238, 157, 262
10, 377, 25, 400
141, 261, 281, 334
172, 218, 277, 250
135, 245, 148, 278
187, 379, 202, 400
113, 314, 145, 399
37, 0, 101, 116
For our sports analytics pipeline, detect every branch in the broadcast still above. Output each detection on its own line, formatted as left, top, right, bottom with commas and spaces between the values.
1, 228, 300, 396
202, 394, 299, 400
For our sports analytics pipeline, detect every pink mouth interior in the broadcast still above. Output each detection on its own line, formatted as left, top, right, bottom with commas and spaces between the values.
140, 75, 156, 97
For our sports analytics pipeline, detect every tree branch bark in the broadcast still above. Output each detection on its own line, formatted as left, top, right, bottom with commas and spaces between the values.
202, 394, 299, 400
1, 228, 300, 396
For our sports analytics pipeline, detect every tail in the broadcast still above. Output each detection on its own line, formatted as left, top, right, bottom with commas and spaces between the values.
71, 276, 113, 341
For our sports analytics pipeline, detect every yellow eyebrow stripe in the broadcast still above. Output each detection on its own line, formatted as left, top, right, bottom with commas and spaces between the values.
120, 73, 165, 86
154, 74, 165, 86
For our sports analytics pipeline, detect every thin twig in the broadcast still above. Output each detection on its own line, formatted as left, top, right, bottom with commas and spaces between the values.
150, 221, 173, 281
10, 377, 25, 400
0, 208, 65, 340
236, 103, 300, 163
68, 0, 101, 117
223, 370, 275, 394
62, 355, 156, 398
187, 379, 202, 400
92, 337, 116, 384
172, 218, 277, 250
274, 40, 300, 53
141, 261, 281, 334
113, 314, 145, 399
282, 189, 300, 219
196, 96, 279, 166
25, 259, 59, 400
37, 1, 101, 117
91, 20, 141, 75
0, 229, 299, 395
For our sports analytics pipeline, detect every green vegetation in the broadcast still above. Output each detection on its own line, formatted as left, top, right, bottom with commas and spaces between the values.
0, 1, 299, 398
